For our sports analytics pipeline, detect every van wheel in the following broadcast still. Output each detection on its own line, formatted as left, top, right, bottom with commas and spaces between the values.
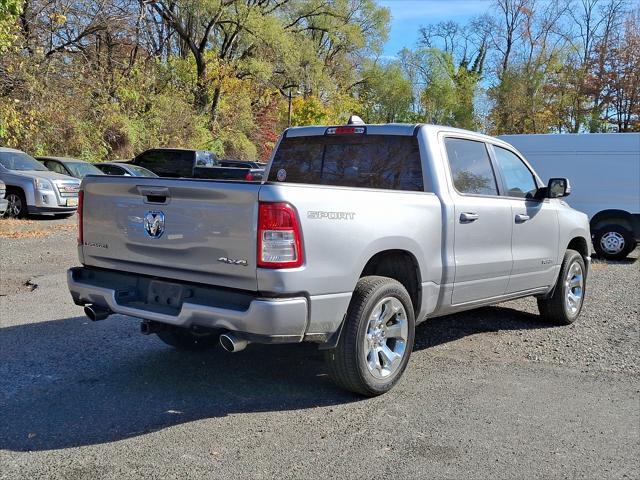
324, 276, 415, 396
593, 224, 635, 260
156, 328, 219, 351
537, 249, 586, 325
4, 189, 27, 218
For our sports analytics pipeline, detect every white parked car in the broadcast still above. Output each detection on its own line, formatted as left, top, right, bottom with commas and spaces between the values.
500, 133, 640, 260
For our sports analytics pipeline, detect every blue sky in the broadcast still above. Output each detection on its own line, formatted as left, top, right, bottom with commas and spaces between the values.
379, 0, 492, 57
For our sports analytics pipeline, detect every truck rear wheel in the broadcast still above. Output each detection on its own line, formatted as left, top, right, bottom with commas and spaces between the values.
537, 249, 586, 325
593, 224, 635, 260
156, 328, 219, 351
324, 276, 415, 396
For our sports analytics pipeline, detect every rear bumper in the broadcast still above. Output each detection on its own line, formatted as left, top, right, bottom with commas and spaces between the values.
67, 267, 308, 342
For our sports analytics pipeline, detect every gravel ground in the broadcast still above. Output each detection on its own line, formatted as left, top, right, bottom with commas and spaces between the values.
0, 217, 638, 479
418, 254, 640, 375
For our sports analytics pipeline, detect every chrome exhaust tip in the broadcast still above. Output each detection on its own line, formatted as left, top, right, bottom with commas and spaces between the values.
219, 332, 248, 353
84, 305, 111, 321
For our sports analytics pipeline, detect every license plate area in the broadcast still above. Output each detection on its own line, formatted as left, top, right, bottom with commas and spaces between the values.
146, 280, 186, 310
66, 197, 78, 207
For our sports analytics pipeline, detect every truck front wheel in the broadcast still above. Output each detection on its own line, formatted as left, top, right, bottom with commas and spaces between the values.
324, 276, 415, 396
537, 249, 586, 325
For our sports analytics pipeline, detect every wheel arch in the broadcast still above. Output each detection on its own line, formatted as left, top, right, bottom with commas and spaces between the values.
4, 178, 35, 205
359, 249, 422, 316
566, 236, 590, 261
590, 209, 634, 232
4, 185, 30, 216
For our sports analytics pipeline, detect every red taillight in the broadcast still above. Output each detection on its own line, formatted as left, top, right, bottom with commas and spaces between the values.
257, 202, 303, 268
326, 126, 365, 135
77, 190, 84, 246
245, 172, 254, 181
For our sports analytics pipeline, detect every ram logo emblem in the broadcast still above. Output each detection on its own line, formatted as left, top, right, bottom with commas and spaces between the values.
144, 211, 165, 239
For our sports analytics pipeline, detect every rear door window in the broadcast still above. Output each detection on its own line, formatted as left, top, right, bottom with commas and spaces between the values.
444, 138, 499, 196
103, 165, 126, 175
269, 134, 424, 191
195, 151, 217, 167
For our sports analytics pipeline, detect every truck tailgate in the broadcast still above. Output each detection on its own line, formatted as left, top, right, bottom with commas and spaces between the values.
81, 176, 259, 291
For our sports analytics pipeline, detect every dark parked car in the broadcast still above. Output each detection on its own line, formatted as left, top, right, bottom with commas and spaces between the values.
130, 148, 263, 181
218, 160, 264, 169
37, 156, 104, 179
95, 162, 158, 177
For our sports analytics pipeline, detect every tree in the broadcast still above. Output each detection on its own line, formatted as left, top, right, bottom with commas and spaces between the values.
415, 48, 483, 129
599, 9, 640, 131
0, 0, 21, 51
358, 62, 413, 123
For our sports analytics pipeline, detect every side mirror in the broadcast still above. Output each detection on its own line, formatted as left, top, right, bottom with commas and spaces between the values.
547, 178, 571, 198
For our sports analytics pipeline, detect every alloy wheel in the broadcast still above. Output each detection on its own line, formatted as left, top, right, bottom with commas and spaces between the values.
5, 193, 23, 218
363, 296, 409, 379
564, 261, 584, 316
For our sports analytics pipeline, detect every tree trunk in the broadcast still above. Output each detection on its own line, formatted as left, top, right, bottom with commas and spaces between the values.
194, 56, 208, 112
210, 86, 222, 124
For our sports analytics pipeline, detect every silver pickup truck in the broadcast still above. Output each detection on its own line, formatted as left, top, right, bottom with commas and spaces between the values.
68, 122, 591, 396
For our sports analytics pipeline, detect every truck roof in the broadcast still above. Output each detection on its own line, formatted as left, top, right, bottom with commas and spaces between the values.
285, 123, 516, 149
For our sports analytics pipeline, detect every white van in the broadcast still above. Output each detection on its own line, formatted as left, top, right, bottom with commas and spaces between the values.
500, 133, 640, 260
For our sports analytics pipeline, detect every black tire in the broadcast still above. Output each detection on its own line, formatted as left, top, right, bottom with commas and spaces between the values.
593, 224, 635, 260
324, 276, 415, 396
4, 188, 27, 218
156, 328, 219, 351
537, 249, 586, 325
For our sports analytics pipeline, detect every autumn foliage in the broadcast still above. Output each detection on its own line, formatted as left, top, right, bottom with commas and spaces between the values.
0, 0, 637, 163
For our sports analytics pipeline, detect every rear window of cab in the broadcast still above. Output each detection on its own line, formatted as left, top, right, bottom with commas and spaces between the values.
269, 135, 424, 192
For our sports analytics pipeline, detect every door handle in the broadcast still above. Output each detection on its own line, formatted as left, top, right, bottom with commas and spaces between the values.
460, 212, 479, 223
515, 214, 530, 223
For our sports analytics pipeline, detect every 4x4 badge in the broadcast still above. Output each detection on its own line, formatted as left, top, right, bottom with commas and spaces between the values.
144, 211, 165, 239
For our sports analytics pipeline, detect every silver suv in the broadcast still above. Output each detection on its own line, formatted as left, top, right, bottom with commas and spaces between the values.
0, 147, 80, 218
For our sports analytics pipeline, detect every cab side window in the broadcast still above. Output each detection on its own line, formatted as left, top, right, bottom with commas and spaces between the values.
493, 146, 538, 199
195, 151, 216, 167
102, 165, 126, 175
444, 138, 498, 196
47, 161, 67, 175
